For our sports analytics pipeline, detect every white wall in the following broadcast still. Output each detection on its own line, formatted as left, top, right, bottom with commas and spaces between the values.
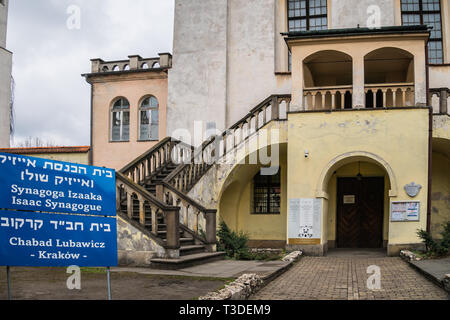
167, 0, 229, 141
227, 0, 290, 126
168, 0, 291, 141
0, 0, 8, 48
0, 0, 10, 147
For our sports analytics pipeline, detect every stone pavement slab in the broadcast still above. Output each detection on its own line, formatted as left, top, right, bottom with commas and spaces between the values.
251, 256, 449, 300
409, 257, 450, 286
112, 259, 292, 280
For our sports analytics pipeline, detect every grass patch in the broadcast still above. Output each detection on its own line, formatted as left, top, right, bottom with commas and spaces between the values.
80, 267, 107, 274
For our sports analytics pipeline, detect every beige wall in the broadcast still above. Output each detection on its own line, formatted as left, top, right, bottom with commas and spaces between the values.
430, 65, 450, 89
287, 108, 430, 253
219, 146, 288, 242
289, 35, 428, 110
90, 72, 167, 170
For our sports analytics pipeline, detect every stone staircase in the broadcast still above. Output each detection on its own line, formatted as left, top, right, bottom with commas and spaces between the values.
115, 94, 292, 269
116, 139, 224, 269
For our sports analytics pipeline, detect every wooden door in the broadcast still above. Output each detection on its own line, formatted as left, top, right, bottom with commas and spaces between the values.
337, 177, 384, 248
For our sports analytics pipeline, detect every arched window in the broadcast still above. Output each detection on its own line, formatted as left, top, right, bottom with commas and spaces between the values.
253, 169, 281, 214
139, 96, 159, 141
111, 98, 130, 141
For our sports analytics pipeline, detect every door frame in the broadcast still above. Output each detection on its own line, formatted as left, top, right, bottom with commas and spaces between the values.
336, 176, 385, 248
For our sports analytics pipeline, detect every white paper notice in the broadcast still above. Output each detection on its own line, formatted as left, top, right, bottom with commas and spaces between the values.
391, 201, 420, 222
288, 198, 322, 239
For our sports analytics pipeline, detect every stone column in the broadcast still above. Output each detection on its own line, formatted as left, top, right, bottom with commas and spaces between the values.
352, 54, 365, 108
204, 210, 217, 252
90, 58, 104, 73
128, 55, 142, 70
291, 47, 304, 111
158, 53, 172, 68
439, 89, 448, 114
165, 208, 180, 250
271, 96, 280, 120
414, 49, 427, 105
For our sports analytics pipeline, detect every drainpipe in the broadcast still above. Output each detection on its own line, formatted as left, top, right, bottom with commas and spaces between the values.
425, 41, 432, 234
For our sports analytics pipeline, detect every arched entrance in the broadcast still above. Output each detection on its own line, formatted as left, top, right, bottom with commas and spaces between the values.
218, 143, 288, 248
364, 47, 415, 108
317, 152, 397, 251
303, 50, 353, 110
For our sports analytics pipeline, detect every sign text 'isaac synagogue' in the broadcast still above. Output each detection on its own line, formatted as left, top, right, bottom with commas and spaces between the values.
0, 152, 116, 216
0, 153, 118, 267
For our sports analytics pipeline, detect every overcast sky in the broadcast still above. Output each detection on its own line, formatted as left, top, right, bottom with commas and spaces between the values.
7, 0, 174, 147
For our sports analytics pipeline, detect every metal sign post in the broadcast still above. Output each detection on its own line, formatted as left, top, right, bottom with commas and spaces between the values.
6, 266, 11, 300
106, 267, 112, 301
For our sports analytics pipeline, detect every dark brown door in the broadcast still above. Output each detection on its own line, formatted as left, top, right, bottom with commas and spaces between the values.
337, 177, 384, 248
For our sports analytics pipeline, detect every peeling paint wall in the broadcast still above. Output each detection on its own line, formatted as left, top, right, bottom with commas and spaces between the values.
168, 0, 228, 138
168, 0, 291, 141
117, 215, 165, 266
434, 115, 450, 140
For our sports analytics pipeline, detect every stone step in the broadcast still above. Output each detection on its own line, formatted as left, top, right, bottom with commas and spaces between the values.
179, 244, 207, 256
179, 237, 195, 245
157, 230, 184, 237
150, 252, 226, 270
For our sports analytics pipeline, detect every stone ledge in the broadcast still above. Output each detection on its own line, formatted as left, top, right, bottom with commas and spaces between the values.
198, 251, 303, 300
199, 274, 264, 300
282, 251, 303, 262
118, 250, 156, 267
444, 274, 450, 293
400, 250, 422, 262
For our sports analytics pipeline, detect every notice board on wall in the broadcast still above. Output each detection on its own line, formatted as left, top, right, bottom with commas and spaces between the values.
390, 201, 420, 222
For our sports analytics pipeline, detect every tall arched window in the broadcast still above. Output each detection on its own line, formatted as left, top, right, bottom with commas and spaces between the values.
111, 98, 130, 142
139, 96, 159, 141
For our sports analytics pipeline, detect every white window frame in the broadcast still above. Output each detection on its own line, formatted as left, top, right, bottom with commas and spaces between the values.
139, 96, 159, 141
110, 98, 130, 142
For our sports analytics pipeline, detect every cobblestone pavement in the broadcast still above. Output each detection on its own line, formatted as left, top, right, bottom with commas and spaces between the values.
252, 256, 449, 300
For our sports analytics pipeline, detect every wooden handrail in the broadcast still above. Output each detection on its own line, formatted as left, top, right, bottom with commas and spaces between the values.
156, 181, 216, 214
116, 171, 178, 211
163, 94, 292, 192
119, 137, 174, 174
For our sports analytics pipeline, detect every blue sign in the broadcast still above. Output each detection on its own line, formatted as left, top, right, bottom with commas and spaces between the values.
0, 210, 118, 267
0, 153, 116, 217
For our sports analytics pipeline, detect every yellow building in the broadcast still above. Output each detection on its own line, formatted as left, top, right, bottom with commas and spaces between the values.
87, 0, 449, 266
